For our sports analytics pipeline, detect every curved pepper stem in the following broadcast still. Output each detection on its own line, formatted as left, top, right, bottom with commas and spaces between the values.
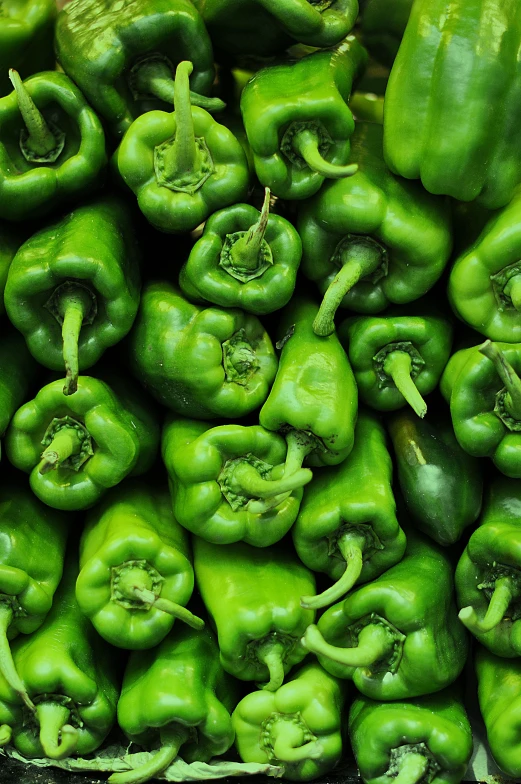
56, 286, 94, 396
256, 638, 286, 692
9, 69, 57, 158
131, 58, 225, 112
459, 576, 516, 634
283, 430, 317, 477
228, 187, 271, 273
108, 724, 189, 784
292, 129, 358, 179
0, 724, 12, 746
132, 587, 205, 631
232, 461, 312, 501
0, 603, 35, 711
271, 721, 323, 763
300, 532, 366, 609
38, 427, 84, 475
313, 242, 383, 336
503, 275, 521, 312
383, 352, 428, 419
393, 752, 429, 784
37, 701, 79, 760
301, 622, 393, 667
479, 340, 521, 421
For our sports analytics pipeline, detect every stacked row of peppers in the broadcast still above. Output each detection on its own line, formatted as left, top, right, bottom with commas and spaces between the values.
1, 0, 521, 782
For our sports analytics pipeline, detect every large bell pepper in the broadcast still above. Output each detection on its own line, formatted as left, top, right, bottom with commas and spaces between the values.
302, 529, 468, 700
0, 223, 21, 317
292, 410, 405, 610
128, 281, 277, 420
0, 0, 56, 97
5, 373, 160, 511
194, 537, 315, 692
298, 123, 453, 333
233, 661, 348, 782
4, 198, 141, 396
0, 330, 38, 444
162, 417, 312, 547
0, 70, 107, 222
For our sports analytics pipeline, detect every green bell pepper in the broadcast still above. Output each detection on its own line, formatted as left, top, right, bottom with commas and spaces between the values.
0, 70, 107, 222
194, 537, 315, 692
179, 188, 302, 315
340, 306, 453, 418
240, 37, 366, 201
0, 0, 56, 98
109, 625, 237, 784
359, 0, 413, 66
0, 222, 20, 317
383, 0, 521, 210
233, 661, 348, 782
162, 416, 312, 547
302, 528, 468, 700
349, 686, 473, 784
4, 197, 141, 396
0, 330, 38, 443
115, 61, 249, 234
5, 373, 160, 511
128, 280, 278, 420
298, 123, 453, 333
388, 408, 483, 546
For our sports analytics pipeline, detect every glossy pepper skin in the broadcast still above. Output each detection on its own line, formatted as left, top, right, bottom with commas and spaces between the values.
55, 0, 220, 140
162, 417, 312, 547
293, 410, 406, 611
233, 661, 348, 782
0, 330, 38, 442
298, 123, 453, 333
349, 686, 473, 784
383, 0, 521, 210
302, 529, 468, 700
0, 71, 107, 222
388, 408, 483, 546
109, 625, 237, 784
179, 188, 302, 315
0, 0, 56, 97
240, 37, 366, 201
4, 198, 141, 396
340, 307, 453, 419
0, 222, 20, 317
0, 555, 119, 760
194, 537, 315, 692
5, 373, 160, 511
128, 281, 277, 420
77, 481, 203, 651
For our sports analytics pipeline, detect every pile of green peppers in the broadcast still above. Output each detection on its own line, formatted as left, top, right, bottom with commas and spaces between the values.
2, 0, 521, 782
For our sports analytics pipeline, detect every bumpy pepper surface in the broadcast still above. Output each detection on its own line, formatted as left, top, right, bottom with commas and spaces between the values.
0, 0, 56, 97
0, 330, 38, 441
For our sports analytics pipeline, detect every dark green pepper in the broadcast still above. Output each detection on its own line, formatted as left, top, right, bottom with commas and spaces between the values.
0, 222, 20, 317
0, 330, 38, 444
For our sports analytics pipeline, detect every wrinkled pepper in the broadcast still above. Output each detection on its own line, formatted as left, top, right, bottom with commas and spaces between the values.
233, 661, 348, 782
0, 0, 56, 97
292, 409, 406, 610
0, 222, 20, 316
5, 373, 160, 510
302, 529, 468, 700
128, 281, 277, 420
4, 197, 141, 396
194, 537, 315, 691
162, 416, 312, 547
0, 70, 107, 221
359, 0, 413, 66
0, 330, 38, 444
298, 123, 453, 332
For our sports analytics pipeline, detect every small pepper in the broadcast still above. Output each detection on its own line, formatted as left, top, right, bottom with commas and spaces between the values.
0, 330, 38, 444
0, 0, 56, 97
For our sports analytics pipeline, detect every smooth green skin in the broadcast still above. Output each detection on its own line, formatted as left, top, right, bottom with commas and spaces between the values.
440, 343, 521, 477
449, 185, 521, 342
0, 330, 38, 438
240, 37, 366, 201
77, 481, 195, 651
259, 295, 358, 466
0, 222, 21, 317
0, 71, 107, 222
194, 537, 315, 685
55, 0, 216, 140
388, 408, 483, 546
5, 374, 160, 511
118, 625, 237, 763
456, 477, 521, 658
349, 92, 384, 125
384, 0, 521, 210
192, 0, 358, 57
313, 530, 468, 700
233, 661, 347, 782
340, 308, 453, 412
128, 281, 278, 420
4, 197, 141, 373
298, 123, 453, 314
476, 646, 521, 778
162, 417, 305, 547
359, 0, 413, 66
0, 557, 119, 759
293, 410, 406, 599
179, 202, 302, 315
349, 686, 473, 784
0, 0, 56, 97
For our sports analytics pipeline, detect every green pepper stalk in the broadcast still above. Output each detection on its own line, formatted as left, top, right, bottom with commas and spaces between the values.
9, 69, 62, 162
479, 340, 521, 421
227, 187, 271, 275
109, 725, 190, 784
129, 57, 224, 113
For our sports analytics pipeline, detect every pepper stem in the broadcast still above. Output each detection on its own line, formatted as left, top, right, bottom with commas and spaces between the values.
459, 576, 515, 634
0, 604, 35, 711
301, 622, 393, 667
479, 340, 521, 420
393, 753, 429, 784
131, 58, 225, 112
313, 242, 383, 336
9, 69, 57, 157
383, 352, 427, 418
132, 587, 205, 631
292, 129, 358, 179
283, 430, 317, 477
38, 427, 84, 475
57, 287, 93, 396
37, 701, 78, 760
232, 461, 312, 500
503, 275, 521, 311
256, 639, 286, 692
271, 721, 323, 763
164, 61, 200, 186
0, 724, 12, 746
228, 188, 271, 272
108, 725, 189, 784
300, 533, 366, 610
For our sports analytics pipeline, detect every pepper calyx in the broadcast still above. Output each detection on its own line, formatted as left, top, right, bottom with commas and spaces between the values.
40, 416, 93, 472
222, 329, 260, 385
261, 712, 321, 765
110, 560, 165, 610
387, 743, 440, 784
